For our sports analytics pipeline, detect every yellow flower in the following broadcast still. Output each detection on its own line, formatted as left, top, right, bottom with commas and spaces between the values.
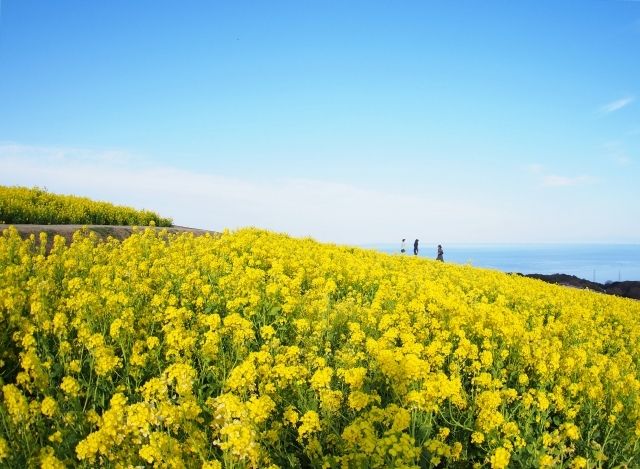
216, 422, 259, 464
202, 461, 222, 469
109, 318, 124, 338
2, 384, 29, 424
67, 360, 81, 373
562, 423, 580, 441
0, 437, 9, 461
320, 389, 343, 412
310, 367, 333, 391
164, 363, 197, 395
60, 376, 81, 397
246, 395, 276, 424
539, 454, 554, 467
283, 406, 299, 426
570, 456, 588, 469
338, 367, 367, 389
225, 359, 257, 392
298, 411, 321, 440
490, 447, 511, 469
438, 427, 451, 440
52, 313, 68, 336
41, 396, 57, 418
480, 350, 493, 367
39, 446, 65, 469
390, 406, 411, 432
146, 336, 160, 349
260, 325, 276, 340
537, 392, 550, 412
347, 391, 379, 411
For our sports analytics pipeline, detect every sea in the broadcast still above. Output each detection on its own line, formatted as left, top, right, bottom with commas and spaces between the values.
366, 243, 640, 283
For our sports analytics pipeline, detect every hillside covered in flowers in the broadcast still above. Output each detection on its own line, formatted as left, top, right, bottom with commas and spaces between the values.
0, 185, 172, 226
1, 226, 639, 468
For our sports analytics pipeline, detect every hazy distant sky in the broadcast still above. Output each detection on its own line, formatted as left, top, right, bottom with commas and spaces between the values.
1, 1, 639, 244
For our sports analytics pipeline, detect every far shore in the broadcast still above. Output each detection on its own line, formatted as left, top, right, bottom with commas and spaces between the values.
518, 272, 640, 301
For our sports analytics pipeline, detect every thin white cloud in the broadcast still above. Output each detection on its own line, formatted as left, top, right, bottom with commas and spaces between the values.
0, 142, 135, 165
614, 154, 632, 166
526, 163, 544, 175
542, 174, 593, 187
602, 141, 633, 166
4, 143, 638, 243
527, 163, 594, 187
0, 143, 503, 244
600, 96, 635, 114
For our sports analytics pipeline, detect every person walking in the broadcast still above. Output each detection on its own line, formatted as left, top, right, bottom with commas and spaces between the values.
413, 239, 419, 256
436, 244, 444, 262
400, 239, 406, 253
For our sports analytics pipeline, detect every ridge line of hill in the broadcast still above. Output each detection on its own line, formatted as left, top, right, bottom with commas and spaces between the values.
2, 224, 638, 301
0, 224, 219, 250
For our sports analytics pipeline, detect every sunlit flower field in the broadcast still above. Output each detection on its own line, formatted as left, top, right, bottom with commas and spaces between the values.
0, 186, 172, 226
1, 226, 639, 468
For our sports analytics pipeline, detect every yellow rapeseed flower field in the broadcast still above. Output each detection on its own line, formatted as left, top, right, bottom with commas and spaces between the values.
0, 185, 172, 226
1, 226, 639, 467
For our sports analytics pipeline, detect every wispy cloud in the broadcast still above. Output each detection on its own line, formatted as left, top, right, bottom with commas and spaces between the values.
0, 142, 134, 165
542, 174, 593, 187
526, 164, 544, 175
0, 142, 501, 244
600, 96, 635, 114
4, 143, 636, 243
614, 154, 632, 166
602, 141, 633, 166
527, 164, 594, 187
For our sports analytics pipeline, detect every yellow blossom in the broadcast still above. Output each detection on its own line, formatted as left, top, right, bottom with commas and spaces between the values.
490, 447, 511, 469
40, 396, 57, 418
298, 411, 321, 440
2, 384, 29, 424
0, 437, 8, 461
60, 376, 81, 397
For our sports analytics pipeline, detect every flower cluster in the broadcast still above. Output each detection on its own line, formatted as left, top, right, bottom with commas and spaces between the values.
1, 225, 639, 467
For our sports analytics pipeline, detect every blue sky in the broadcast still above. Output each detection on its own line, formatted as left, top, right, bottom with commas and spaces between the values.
1, 1, 639, 243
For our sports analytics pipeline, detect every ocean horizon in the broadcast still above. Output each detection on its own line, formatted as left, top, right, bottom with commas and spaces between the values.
365, 243, 640, 283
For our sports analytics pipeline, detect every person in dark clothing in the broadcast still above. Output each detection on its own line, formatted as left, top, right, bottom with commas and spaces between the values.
413, 239, 419, 256
436, 244, 444, 261
401, 238, 406, 253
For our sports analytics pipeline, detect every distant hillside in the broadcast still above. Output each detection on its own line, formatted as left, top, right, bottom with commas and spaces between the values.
0, 185, 172, 226
0, 224, 218, 252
